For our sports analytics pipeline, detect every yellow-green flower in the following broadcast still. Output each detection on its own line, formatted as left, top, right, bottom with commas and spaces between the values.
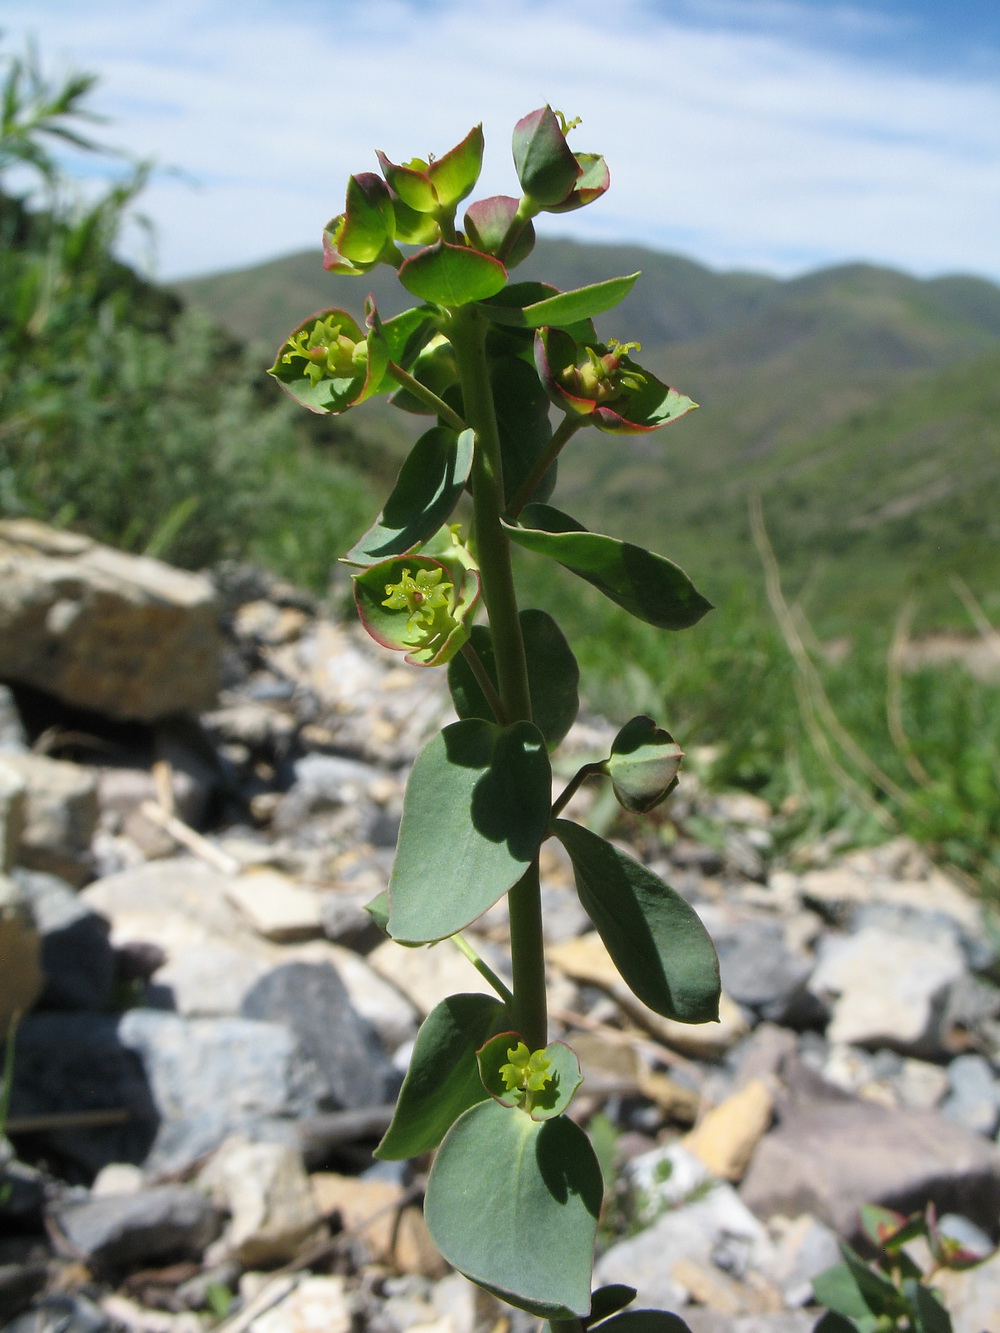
499, 1041, 553, 1094
280, 313, 368, 388
382, 566, 456, 653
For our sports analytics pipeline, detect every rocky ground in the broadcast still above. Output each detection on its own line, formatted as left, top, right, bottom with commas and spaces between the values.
2, 518, 1000, 1333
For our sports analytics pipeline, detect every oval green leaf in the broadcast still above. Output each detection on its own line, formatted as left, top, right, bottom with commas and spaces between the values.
388, 719, 552, 943
512, 106, 582, 206
585, 1285, 638, 1327
481, 273, 639, 328
554, 819, 721, 1023
425, 1100, 603, 1317
447, 610, 579, 747
591, 1314, 694, 1333
375, 993, 505, 1160
345, 427, 474, 565
507, 505, 713, 631
605, 716, 684, 814
399, 241, 508, 306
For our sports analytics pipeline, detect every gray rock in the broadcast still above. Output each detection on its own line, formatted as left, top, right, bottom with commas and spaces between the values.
0, 1138, 45, 1224
807, 925, 967, 1055
1, 1294, 111, 1333
714, 921, 821, 1027
6, 1013, 159, 1175
595, 1144, 773, 1310
199, 1136, 322, 1265
0, 518, 220, 721
117, 1009, 326, 1176
0, 685, 28, 753
941, 1053, 1000, 1137
0, 754, 98, 885
320, 887, 384, 954
680, 1315, 815, 1333
13, 870, 115, 1011
50, 1185, 221, 1271
759, 1214, 841, 1307
740, 1095, 1000, 1239
241, 962, 394, 1111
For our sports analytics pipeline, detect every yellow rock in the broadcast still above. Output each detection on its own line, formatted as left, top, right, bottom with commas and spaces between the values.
683, 1078, 773, 1182
311, 1173, 447, 1278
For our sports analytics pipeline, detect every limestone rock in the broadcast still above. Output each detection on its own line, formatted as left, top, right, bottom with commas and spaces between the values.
0, 873, 43, 1039
0, 518, 220, 720
0, 752, 98, 884
740, 1095, 1000, 1238
367, 937, 499, 1016
596, 1144, 773, 1310
225, 871, 325, 941
200, 1136, 323, 1265
0, 684, 28, 753
684, 1079, 774, 1182
808, 925, 967, 1055
290, 941, 418, 1051
248, 1276, 351, 1333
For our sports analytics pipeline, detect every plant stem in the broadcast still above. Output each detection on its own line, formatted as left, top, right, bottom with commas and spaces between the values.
551, 761, 605, 820
506, 415, 585, 521
384, 361, 468, 434
448, 304, 547, 1049
459, 640, 508, 724
449, 934, 515, 1007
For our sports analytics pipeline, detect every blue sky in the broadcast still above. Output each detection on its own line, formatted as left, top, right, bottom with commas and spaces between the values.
6, 0, 999, 283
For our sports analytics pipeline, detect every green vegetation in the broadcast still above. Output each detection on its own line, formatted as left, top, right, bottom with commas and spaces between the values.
3, 40, 998, 895
0, 43, 374, 584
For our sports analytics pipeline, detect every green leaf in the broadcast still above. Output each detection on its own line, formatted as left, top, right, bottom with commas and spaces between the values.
554, 820, 721, 1023
512, 105, 582, 206
375, 993, 505, 1160
388, 719, 552, 943
590, 1315, 693, 1333
605, 716, 683, 814
810, 1316, 859, 1333
344, 427, 474, 565
859, 1205, 914, 1253
425, 1100, 603, 1317
507, 505, 713, 631
492, 355, 558, 506
427, 124, 484, 207
338, 172, 395, 264
477, 1034, 583, 1120
585, 1285, 637, 1327
481, 273, 639, 328
910, 1281, 953, 1333
813, 1247, 905, 1323
399, 241, 508, 306
448, 610, 579, 747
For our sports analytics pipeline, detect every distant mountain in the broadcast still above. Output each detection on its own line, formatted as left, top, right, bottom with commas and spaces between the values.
176, 240, 1000, 630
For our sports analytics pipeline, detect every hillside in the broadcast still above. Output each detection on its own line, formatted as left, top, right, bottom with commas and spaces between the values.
177, 240, 1000, 630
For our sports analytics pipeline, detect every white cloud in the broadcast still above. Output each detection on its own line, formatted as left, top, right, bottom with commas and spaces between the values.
4, 0, 999, 282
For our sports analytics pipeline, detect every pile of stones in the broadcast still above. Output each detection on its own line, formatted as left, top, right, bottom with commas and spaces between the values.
2, 518, 1000, 1333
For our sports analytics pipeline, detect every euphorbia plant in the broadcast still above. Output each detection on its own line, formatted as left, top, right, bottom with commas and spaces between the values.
270, 106, 718, 1330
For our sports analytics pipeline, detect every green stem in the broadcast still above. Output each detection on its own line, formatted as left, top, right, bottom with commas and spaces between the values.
459, 640, 508, 725
384, 361, 468, 434
551, 761, 605, 820
449, 934, 515, 1007
448, 304, 546, 1049
506, 415, 585, 521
